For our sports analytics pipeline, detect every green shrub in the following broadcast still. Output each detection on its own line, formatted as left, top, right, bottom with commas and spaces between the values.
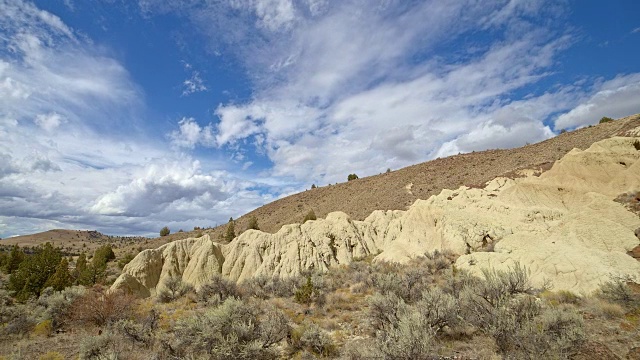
117, 253, 135, 269
599, 116, 614, 123
159, 226, 170, 237
347, 173, 359, 181
303, 210, 317, 223
247, 216, 259, 231
9, 243, 63, 301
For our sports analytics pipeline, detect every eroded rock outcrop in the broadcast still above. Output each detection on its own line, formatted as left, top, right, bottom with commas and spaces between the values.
112, 137, 640, 297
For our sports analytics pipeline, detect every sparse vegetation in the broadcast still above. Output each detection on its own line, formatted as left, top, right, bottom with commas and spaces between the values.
347, 173, 359, 181
0, 248, 635, 359
599, 116, 614, 123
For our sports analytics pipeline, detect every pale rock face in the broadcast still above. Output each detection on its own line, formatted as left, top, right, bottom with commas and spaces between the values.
111, 137, 640, 297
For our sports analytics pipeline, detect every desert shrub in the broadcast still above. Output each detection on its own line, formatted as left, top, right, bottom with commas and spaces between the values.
339, 338, 382, 360
290, 321, 337, 357
347, 174, 358, 181
599, 116, 614, 123
375, 307, 436, 360
79, 332, 121, 360
39, 352, 64, 360
197, 275, 241, 304
370, 265, 431, 303
117, 309, 159, 349
159, 226, 170, 237
414, 287, 458, 334
599, 274, 640, 309
595, 299, 626, 319
69, 287, 135, 327
258, 305, 290, 348
497, 306, 585, 359
303, 210, 317, 223
367, 293, 404, 332
37, 286, 86, 330
172, 298, 277, 359
2, 311, 36, 336
458, 263, 585, 358
541, 290, 582, 306
157, 277, 193, 303
240, 276, 299, 299
634, 140, 640, 151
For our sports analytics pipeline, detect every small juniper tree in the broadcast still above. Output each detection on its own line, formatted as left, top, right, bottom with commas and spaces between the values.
599, 116, 614, 123
160, 226, 170, 237
303, 210, 317, 223
224, 217, 236, 242
347, 173, 359, 181
247, 216, 259, 231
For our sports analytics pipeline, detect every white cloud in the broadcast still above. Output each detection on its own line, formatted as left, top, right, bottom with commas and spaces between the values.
554, 74, 640, 130
34, 112, 65, 132
632, 27, 640, 34
169, 117, 215, 148
182, 71, 208, 96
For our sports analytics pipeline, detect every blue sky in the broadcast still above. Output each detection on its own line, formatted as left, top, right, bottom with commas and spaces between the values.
1, 0, 639, 237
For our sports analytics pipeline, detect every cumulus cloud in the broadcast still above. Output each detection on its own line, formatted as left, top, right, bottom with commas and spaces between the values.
554, 74, 640, 130
169, 117, 216, 148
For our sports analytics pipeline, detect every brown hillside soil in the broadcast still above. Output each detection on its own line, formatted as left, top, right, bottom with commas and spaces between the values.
229, 114, 640, 236
2, 114, 639, 252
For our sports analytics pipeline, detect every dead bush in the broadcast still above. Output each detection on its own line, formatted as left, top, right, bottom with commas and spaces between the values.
69, 286, 135, 328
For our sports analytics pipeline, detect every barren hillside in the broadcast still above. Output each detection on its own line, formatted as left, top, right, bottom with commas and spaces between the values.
228, 114, 640, 236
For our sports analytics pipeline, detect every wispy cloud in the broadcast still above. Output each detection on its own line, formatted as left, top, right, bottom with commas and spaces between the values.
150, 0, 579, 182
182, 71, 208, 96
632, 27, 640, 34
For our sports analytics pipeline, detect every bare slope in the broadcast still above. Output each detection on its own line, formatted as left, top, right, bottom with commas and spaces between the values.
227, 114, 640, 236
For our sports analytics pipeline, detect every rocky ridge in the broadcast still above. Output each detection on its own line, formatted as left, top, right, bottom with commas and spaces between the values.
112, 136, 640, 298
